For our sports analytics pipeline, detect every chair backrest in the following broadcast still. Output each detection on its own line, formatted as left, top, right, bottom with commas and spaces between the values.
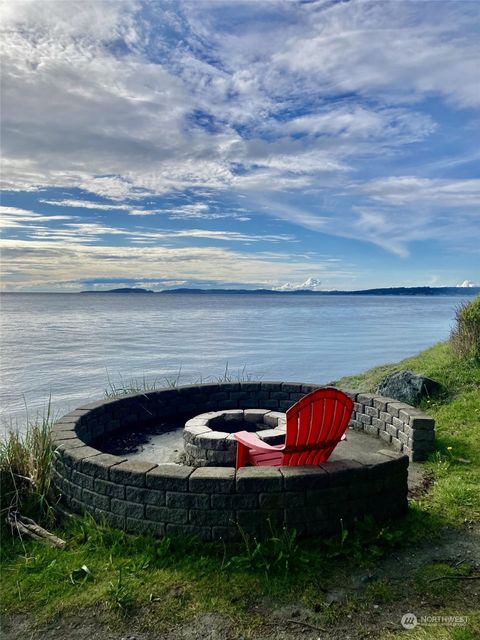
283, 387, 354, 466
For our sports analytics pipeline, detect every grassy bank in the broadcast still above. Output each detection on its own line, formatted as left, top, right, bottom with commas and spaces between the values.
1, 341, 479, 639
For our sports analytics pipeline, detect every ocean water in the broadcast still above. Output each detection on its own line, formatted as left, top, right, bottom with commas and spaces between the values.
0, 293, 472, 431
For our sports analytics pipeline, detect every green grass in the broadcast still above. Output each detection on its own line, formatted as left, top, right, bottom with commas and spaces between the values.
105, 362, 255, 397
335, 341, 480, 525
1, 342, 479, 638
0, 403, 57, 524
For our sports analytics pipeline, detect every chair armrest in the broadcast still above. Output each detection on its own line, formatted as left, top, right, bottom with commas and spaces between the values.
234, 431, 282, 452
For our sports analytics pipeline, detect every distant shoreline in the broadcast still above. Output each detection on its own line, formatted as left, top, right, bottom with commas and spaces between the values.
1, 286, 479, 296
4, 285, 476, 296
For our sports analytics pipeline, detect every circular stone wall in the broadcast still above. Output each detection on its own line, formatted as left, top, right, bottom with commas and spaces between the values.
51, 382, 435, 541
184, 409, 286, 467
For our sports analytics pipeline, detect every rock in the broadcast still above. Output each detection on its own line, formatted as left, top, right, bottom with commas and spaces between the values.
377, 370, 441, 405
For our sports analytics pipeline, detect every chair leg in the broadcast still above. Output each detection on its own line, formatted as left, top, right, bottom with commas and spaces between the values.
236, 442, 249, 470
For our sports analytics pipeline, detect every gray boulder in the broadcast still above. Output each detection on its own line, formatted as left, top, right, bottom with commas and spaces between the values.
377, 370, 441, 405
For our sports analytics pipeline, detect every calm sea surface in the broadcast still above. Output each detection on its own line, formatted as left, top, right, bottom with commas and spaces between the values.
0, 293, 473, 431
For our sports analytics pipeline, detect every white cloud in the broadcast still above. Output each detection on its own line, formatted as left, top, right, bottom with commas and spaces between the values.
361, 177, 480, 208
272, 1, 480, 109
0, 237, 352, 291
0, 205, 74, 229
1, 0, 475, 201
40, 199, 131, 211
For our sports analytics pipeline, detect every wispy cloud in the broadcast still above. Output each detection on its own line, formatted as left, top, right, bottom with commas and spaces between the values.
1, 0, 479, 289
0, 237, 352, 291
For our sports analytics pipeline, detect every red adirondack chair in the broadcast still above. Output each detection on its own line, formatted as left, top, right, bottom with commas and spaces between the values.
234, 388, 354, 469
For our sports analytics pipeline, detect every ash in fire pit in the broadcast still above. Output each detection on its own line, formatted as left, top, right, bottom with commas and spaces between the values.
183, 409, 286, 467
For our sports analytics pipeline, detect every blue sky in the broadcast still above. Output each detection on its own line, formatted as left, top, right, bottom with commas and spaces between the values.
1, 0, 479, 291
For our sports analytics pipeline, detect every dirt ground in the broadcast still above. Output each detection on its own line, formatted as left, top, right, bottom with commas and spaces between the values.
2, 519, 479, 640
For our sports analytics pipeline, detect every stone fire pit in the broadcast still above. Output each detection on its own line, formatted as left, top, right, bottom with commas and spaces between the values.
51, 381, 435, 541
183, 409, 287, 466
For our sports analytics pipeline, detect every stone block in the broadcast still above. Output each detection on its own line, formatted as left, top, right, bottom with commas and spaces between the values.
263, 411, 287, 427
126, 486, 165, 506
61, 477, 82, 501
189, 467, 235, 494
256, 429, 285, 445
63, 446, 101, 468
183, 425, 210, 444
71, 470, 94, 490
166, 491, 210, 509
392, 416, 404, 429
379, 412, 392, 425
269, 391, 289, 401
386, 424, 399, 438
236, 467, 283, 492
110, 460, 157, 487
357, 393, 375, 406
244, 408, 269, 422
372, 397, 394, 411
364, 424, 380, 437
321, 460, 365, 484
196, 432, 228, 451
379, 430, 392, 444
212, 492, 258, 510
261, 382, 283, 392
409, 415, 435, 431
359, 414, 372, 426
51, 431, 78, 446
407, 438, 435, 451
279, 466, 330, 491
110, 498, 144, 519
288, 392, 304, 403
146, 465, 194, 491
386, 402, 411, 418
81, 453, 126, 480
365, 406, 379, 418
94, 478, 125, 499
371, 417, 386, 430
240, 382, 262, 391
146, 505, 188, 524
82, 488, 110, 511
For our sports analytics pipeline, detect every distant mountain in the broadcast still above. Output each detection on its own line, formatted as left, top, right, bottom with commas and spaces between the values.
80, 287, 154, 294
158, 286, 479, 296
